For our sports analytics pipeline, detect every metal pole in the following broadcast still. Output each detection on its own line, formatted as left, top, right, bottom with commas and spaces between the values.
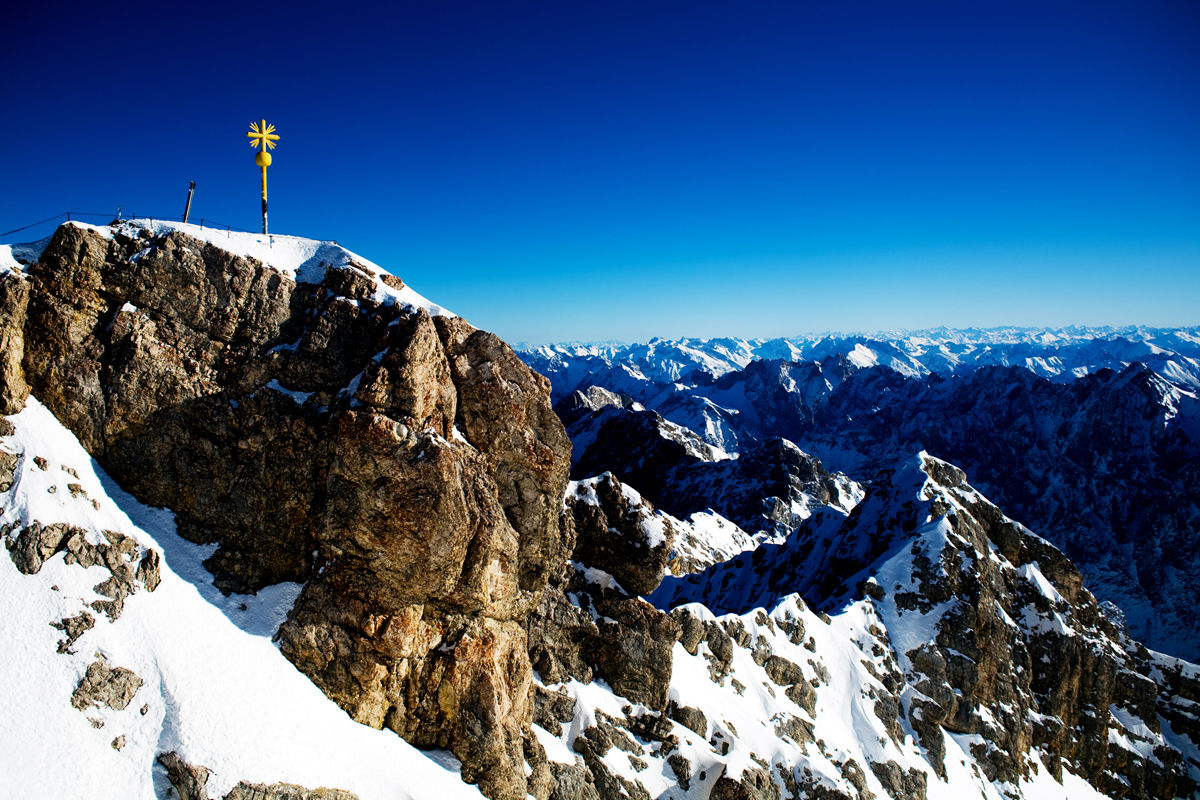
260, 166, 268, 235
183, 181, 196, 223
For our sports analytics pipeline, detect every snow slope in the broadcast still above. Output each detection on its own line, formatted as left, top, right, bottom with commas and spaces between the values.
0, 398, 483, 800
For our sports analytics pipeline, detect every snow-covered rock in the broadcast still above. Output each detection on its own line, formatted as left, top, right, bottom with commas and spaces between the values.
521, 327, 1200, 400
535, 453, 1200, 800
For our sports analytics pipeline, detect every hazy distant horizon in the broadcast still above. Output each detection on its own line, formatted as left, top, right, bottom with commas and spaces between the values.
510, 322, 1200, 351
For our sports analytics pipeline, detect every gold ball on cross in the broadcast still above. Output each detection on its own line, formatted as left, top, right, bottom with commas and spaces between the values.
255, 151, 273, 167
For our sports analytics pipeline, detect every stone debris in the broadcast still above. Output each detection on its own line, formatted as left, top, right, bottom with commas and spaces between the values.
70, 655, 143, 712
3, 521, 161, 621
50, 610, 95, 654
158, 751, 360, 800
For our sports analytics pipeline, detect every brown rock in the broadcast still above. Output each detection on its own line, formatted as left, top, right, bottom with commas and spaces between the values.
224, 782, 359, 800
590, 591, 678, 710
0, 270, 29, 413
0, 448, 19, 493
526, 585, 599, 686
436, 316, 572, 592
71, 655, 142, 711
709, 761, 782, 800
5, 520, 159, 623
51, 610, 95, 654
158, 752, 211, 800
869, 761, 927, 800
0, 448, 16, 491
5, 522, 80, 574
547, 761, 601, 800
158, 751, 359, 800
667, 701, 707, 737
534, 684, 577, 735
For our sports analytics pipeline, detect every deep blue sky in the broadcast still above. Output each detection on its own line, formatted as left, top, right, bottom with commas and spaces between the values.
3, 1, 1198, 344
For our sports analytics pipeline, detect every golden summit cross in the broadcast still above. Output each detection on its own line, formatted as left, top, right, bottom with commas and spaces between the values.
247, 120, 279, 151
247, 119, 280, 234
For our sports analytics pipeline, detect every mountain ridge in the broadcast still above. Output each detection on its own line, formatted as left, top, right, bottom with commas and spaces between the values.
523, 331, 1200, 661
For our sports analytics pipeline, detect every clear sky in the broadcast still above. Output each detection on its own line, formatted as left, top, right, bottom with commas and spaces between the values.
3, 0, 1198, 344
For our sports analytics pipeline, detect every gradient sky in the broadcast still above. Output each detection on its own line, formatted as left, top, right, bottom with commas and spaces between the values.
3, 0, 1198, 344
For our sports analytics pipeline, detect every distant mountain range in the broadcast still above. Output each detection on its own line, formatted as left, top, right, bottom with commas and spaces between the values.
522, 326, 1200, 393
519, 327, 1200, 661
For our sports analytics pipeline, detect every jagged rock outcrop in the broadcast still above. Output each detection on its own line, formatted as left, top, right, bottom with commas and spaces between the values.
565, 400, 859, 538
890, 457, 1198, 798
568, 404, 725, 488
6, 221, 570, 800
552, 385, 638, 429
566, 473, 673, 597
518, 472, 691, 800
662, 437, 856, 535
649, 452, 1200, 798
526, 475, 679, 712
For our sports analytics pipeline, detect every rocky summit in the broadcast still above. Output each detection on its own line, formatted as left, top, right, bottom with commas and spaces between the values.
1, 220, 569, 799
2, 221, 1199, 800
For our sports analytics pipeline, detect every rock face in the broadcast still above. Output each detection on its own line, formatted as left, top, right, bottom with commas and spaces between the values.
563, 401, 860, 539
523, 488, 682, 800
0, 269, 29, 413
567, 474, 673, 597
6, 222, 571, 800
